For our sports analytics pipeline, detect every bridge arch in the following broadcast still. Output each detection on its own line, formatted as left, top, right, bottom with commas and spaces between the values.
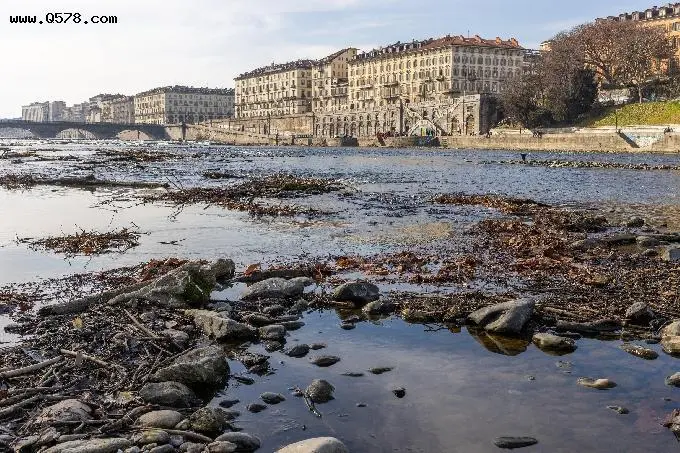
116, 130, 153, 141
56, 128, 99, 139
0, 127, 35, 139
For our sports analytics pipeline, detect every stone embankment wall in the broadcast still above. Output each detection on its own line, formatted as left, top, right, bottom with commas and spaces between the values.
210, 114, 313, 136
650, 133, 680, 152
440, 133, 637, 153
166, 124, 330, 146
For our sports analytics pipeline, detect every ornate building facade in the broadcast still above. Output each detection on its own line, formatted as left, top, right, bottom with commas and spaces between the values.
103, 96, 135, 124
234, 34, 523, 136
235, 60, 316, 119
314, 35, 523, 137
312, 48, 357, 114
134, 86, 234, 125
605, 3, 680, 74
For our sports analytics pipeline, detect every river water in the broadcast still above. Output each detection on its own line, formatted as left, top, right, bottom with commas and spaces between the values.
2, 140, 680, 451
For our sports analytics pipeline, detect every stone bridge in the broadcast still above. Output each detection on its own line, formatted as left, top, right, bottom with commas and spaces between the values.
0, 120, 169, 140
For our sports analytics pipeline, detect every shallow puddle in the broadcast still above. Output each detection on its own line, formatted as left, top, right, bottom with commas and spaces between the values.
218, 310, 679, 452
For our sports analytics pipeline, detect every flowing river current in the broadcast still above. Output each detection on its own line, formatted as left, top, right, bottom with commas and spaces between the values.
2, 139, 680, 452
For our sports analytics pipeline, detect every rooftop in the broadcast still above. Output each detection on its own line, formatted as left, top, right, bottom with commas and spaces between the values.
135, 85, 234, 97
604, 2, 680, 21
237, 48, 359, 80
351, 35, 523, 62
235, 60, 316, 80
315, 48, 357, 66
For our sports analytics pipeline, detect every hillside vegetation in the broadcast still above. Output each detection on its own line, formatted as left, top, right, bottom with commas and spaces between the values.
583, 101, 680, 127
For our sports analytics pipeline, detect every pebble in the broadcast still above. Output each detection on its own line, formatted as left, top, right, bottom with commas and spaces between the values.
310, 343, 327, 350
133, 430, 171, 446
218, 399, 239, 409
136, 410, 184, 430
214, 433, 261, 452
369, 367, 393, 375
233, 376, 255, 385
340, 323, 356, 330
665, 372, 680, 387
341, 372, 364, 377
493, 437, 538, 449
264, 341, 284, 352
247, 403, 267, 413
305, 379, 335, 403
149, 445, 176, 453
620, 343, 659, 360
285, 344, 310, 358
577, 377, 617, 390
281, 321, 305, 331
392, 387, 406, 398
206, 441, 238, 453
310, 355, 341, 367
260, 392, 286, 404
356, 403, 366, 407
179, 443, 206, 453
607, 405, 629, 415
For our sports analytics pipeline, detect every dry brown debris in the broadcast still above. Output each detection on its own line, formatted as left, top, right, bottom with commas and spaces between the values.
23, 228, 141, 256
93, 148, 174, 163
145, 173, 342, 217
432, 193, 548, 215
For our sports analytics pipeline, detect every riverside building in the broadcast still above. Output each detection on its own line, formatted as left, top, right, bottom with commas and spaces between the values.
134, 86, 234, 125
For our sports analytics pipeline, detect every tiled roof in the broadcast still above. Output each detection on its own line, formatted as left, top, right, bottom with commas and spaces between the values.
315, 48, 356, 65
235, 60, 316, 80
135, 86, 234, 97
351, 35, 523, 62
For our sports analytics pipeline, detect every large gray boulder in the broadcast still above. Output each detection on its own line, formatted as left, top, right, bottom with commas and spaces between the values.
214, 432, 261, 452
276, 437, 348, 453
43, 438, 131, 453
185, 310, 257, 340
625, 302, 655, 326
187, 407, 232, 436
242, 277, 311, 301
136, 410, 184, 429
532, 333, 577, 355
110, 259, 235, 308
333, 281, 379, 305
305, 379, 335, 403
36, 399, 92, 424
259, 324, 286, 341
468, 299, 535, 335
662, 321, 680, 355
152, 346, 229, 389
139, 381, 199, 408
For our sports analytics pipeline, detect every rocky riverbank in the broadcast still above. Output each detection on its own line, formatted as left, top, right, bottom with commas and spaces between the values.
4, 142, 680, 450
3, 223, 680, 451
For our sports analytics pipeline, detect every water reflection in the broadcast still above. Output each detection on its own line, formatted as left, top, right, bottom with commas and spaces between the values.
468, 327, 530, 356
216, 311, 679, 453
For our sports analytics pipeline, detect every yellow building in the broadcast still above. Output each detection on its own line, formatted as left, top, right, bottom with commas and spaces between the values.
607, 3, 680, 74
134, 86, 234, 125
347, 35, 524, 112
234, 60, 315, 119
312, 48, 357, 114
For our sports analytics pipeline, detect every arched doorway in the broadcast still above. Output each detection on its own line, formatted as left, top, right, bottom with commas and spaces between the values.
465, 114, 475, 135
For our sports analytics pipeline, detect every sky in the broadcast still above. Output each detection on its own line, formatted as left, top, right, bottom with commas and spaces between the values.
0, 0, 665, 118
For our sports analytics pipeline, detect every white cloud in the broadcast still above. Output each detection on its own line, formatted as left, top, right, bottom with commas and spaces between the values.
1, 0, 400, 117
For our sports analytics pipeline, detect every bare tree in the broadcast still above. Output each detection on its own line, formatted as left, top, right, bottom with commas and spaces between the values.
549, 20, 672, 101
618, 25, 673, 102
